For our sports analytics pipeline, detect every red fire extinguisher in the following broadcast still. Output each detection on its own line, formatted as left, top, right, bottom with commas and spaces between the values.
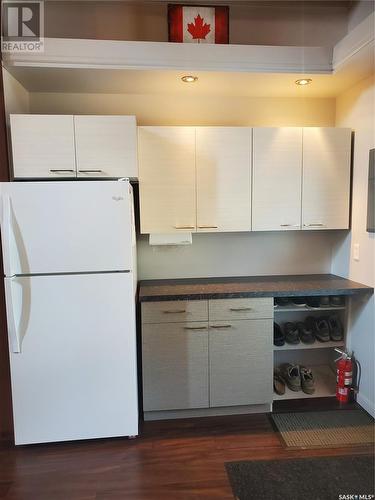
335, 348, 353, 403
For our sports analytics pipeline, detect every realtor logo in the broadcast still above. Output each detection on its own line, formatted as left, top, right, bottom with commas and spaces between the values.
1, 1, 44, 53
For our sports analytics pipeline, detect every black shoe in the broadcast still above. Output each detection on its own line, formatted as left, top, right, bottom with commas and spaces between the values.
274, 323, 285, 346
327, 315, 344, 341
284, 322, 300, 345
291, 297, 307, 307
319, 296, 330, 307
296, 321, 315, 344
274, 369, 286, 395
275, 297, 290, 307
306, 316, 330, 342
330, 296, 345, 307
306, 297, 321, 308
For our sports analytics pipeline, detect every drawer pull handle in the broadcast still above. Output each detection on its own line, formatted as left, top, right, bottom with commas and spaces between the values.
229, 307, 253, 312
280, 224, 300, 227
78, 170, 103, 173
198, 225, 218, 229
210, 324, 232, 329
49, 169, 75, 173
163, 310, 186, 314
183, 326, 207, 330
304, 223, 325, 227
174, 225, 195, 230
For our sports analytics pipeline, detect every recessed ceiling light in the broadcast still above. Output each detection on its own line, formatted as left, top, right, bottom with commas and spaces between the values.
295, 78, 312, 86
181, 75, 198, 83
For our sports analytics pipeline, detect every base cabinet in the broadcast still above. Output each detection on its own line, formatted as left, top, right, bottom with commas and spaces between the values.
141, 298, 273, 415
209, 319, 273, 407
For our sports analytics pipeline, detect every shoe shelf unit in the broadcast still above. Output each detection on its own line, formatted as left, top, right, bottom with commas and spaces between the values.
273, 296, 348, 401
273, 365, 336, 401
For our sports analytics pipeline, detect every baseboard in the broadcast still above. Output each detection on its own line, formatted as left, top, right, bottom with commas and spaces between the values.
356, 392, 375, 417
144, 403, 271, 421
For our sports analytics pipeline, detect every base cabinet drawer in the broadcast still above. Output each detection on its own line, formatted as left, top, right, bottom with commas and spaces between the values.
142, 300, 208, 324
209, 319, 273, 407
142, 322, 209, 411
209, 298, 273, 321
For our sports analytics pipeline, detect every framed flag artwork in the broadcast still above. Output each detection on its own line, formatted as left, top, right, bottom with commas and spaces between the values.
168, 4, 229, 44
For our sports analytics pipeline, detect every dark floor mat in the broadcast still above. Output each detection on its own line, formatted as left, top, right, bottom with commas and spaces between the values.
226, 455, 375, 500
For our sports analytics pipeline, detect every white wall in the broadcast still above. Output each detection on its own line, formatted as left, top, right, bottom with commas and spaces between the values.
333, 75, 375, 416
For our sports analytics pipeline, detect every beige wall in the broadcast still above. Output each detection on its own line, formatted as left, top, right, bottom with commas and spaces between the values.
333, 75, 375, 416
43, 1, 349, 47
29, 92, 335, 126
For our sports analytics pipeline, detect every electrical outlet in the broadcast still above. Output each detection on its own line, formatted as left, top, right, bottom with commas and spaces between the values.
353, 243, 360, 261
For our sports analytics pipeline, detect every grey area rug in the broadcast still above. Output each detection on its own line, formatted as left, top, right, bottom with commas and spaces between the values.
272, 410, 374, 448
226, 455, 375, 500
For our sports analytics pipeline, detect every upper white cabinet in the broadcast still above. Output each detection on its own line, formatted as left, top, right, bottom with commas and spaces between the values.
10, 115, 76, 179
302, 127, 351, 230
10, 114, 137, 179
252, 128, 302, 231
196, 127, 252, 232
74, 115, 137, 179
138, 127, 196, 234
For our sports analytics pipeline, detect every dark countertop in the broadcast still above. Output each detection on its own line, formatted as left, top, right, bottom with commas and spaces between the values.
138, 274, 373, 302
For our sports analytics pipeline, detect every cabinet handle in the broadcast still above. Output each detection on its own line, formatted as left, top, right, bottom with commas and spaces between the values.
163, 310, 186, 314
210, 324, 232, 329
198, 225, 218, 229
78, 170, 103, 173
49, 169, 75, 173
304, 223, 326, 227
280, 224, 300, 227
174, 225, 195, 230
229, 307, 252, 312
183, 326, 207, 330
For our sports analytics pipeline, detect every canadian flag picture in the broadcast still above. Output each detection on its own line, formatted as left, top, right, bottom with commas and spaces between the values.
168, 5, 229, 44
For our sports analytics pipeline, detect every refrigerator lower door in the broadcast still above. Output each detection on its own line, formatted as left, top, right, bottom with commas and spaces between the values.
5, 273, 138, 445
0, 180, 133, 276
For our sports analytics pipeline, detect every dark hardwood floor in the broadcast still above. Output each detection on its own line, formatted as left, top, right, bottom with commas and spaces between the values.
0, 407, 373, 500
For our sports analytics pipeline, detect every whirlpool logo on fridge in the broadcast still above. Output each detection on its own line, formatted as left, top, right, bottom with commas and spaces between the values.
1, 0, 44, 53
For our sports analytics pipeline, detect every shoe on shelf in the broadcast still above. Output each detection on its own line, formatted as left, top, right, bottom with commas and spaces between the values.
296, 321, 315, 344
275, 297, 290, 307
306, 316, 330, 342
300, 366, 315, 395
327, 315, 344, 341
330, 296, 345, 307
280, 363, 301, 392
319, 296, 330, 307
284, 322, 300, 345
291, 297, 307, 307
274, 322, 285, 346
273, 369, 285, 395
306, 297, 321, 308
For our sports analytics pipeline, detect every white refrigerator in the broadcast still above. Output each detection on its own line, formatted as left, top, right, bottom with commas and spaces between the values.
0, 180, 138, 445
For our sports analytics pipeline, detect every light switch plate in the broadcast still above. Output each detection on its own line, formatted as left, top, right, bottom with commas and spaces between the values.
353, 243, 360, 261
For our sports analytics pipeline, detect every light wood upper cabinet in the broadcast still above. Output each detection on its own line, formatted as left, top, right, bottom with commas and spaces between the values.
196, 127, 252, 232
302, 127, 351, 230
11, 115, 76, 179
74, 115, 138, 179
138, 127, 196, 234
252, 127, 302, 231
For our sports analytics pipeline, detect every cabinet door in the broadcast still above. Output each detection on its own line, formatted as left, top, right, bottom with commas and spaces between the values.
196, 127, 251, 232
138, 127, 196, 234
10, 114, 76, 179
209, 319, 273, 407
252, 127, 302, 231
302, 127, 351, 230
74, 116, 137, 178
142, 322, 209, 411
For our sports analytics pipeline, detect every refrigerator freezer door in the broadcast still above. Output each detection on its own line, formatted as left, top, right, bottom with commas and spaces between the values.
0, 181, 133, 276
6, 273, 138, 444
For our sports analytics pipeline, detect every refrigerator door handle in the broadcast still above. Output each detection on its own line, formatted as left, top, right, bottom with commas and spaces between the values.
4, 278, 21, 353
1, 194, 12, 277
